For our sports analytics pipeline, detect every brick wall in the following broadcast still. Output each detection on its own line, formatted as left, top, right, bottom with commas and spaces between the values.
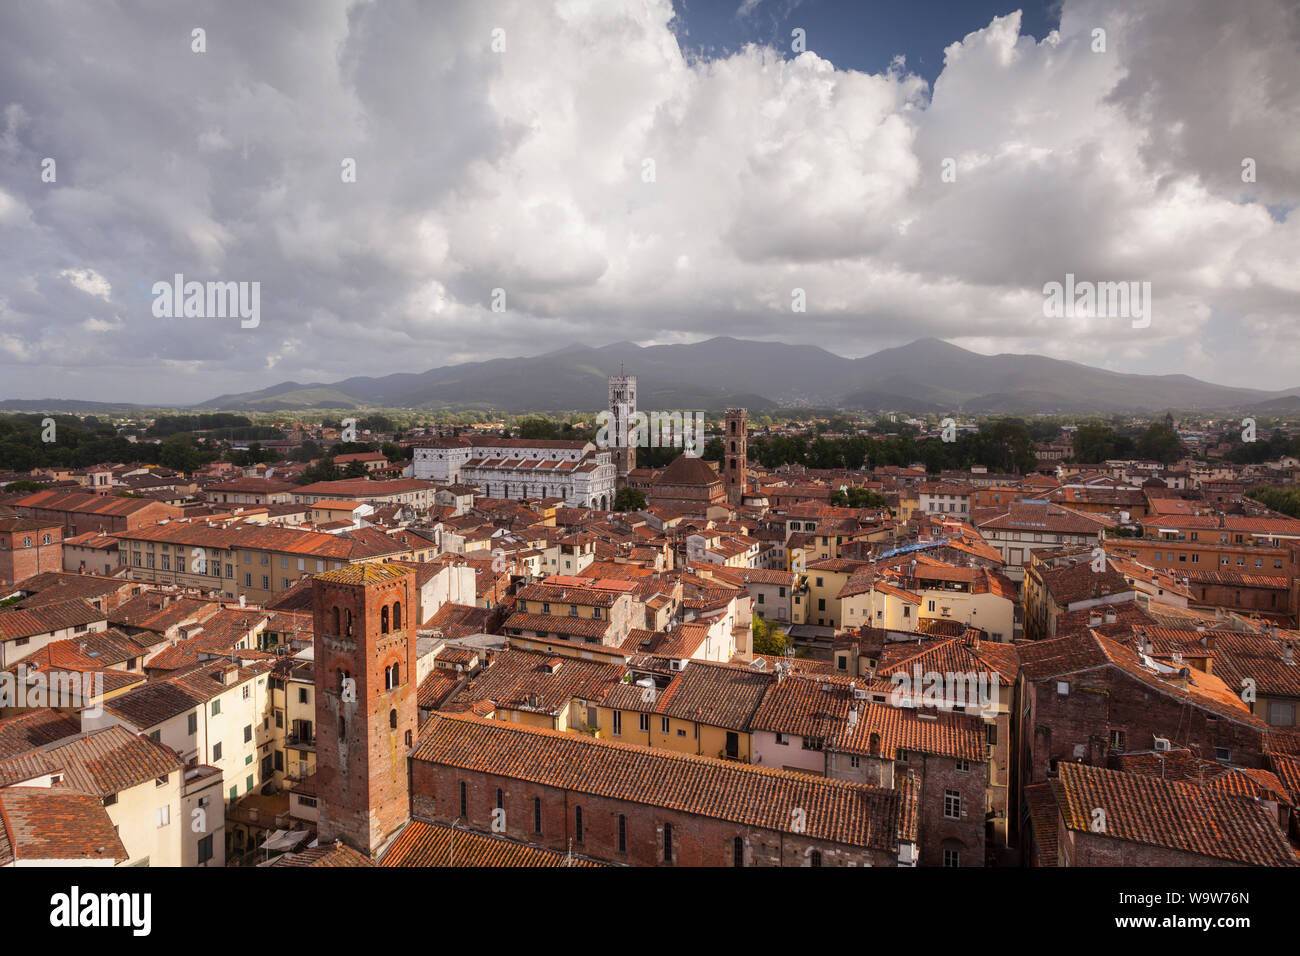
1023, 668, 1267, 785
0, 525, 62, 585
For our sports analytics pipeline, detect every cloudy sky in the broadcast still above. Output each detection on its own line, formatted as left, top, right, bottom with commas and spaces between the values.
1, 0, 1297, 405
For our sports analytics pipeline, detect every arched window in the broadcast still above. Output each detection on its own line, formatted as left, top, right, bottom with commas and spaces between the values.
389, 708, 397, 729
533, 797, 542, 834
496, 788, 504, 810
733, 836, 744, 867
575, 805, 584, 844
809, 849, 822, 868
404, 730, 412, 747
385, 663, 400, 689
345, 609, 353, 636
393, 601, 402, 630
381, 606, 390, 634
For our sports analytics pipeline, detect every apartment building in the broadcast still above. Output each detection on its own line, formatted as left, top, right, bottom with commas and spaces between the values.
114, 520, 402, 604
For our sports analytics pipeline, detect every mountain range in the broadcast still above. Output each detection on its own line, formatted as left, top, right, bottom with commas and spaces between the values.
6, 338, 1300, 416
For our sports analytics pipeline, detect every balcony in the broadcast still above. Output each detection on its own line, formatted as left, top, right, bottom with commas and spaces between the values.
285, 732, 315, 751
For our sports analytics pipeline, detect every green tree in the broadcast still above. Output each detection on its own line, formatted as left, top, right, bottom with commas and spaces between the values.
517, 418, 559, 440
1135, 423, 1184, 464
830, 487, 886, 508
752, 615, 787, 657
613, 487, 647, 511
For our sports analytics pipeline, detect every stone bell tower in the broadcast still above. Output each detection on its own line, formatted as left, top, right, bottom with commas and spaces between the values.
609, 368, 637, 482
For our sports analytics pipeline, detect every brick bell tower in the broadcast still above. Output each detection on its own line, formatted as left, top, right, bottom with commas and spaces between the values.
725, 407, 747, 506
312, 563, 418, 856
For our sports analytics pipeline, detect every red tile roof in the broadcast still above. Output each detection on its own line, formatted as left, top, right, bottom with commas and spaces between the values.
1052, 762, 1297, 866
412, 713, 917, 851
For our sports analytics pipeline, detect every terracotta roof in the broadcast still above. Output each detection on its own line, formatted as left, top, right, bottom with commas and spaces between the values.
43, 726, 184, 797
424, 602, 491, 638
1052, 762, 1297, 866
13, 489, 170, 516
502, 612, 612, 642
655, 455, 723, 487
445, 649, 621, 717
0, 709, 81, 759
1018, 629, 1259, 724
831, 700, 986, 762
0, 599, 107, 640
652, 661, 771, 729
267, 842, 376, 867
381, 820, 607, 867
412, 713, 916, 851
0, 787, 129, 865
315, 562, 412, 587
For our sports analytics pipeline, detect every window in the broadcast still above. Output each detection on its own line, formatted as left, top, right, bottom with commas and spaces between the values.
775, 732, 789, 746
390, 709, 397, 729
246, 775, 253, 792
1267, 700, 1296, 726
663, 822, 673, 862
955, 759, 970, 773
660, 717, 669, 734
496, 788, 504, 811
155, 774, 169, 788
1215, 747, 1231, 762
298, 688, 309, 704
187, 713, 197, 736
103, 793, 118, 807
638, 713, 649, 732
944, 790, 962, 819
460, 781, 468, 818
986, 723, 997, 746
197, 834, 214, 864
733, 836, 744, 867
157, 805, 171, 827
808, 849, 822, 868
243, 725, 252, 743
612, 711, 622, 736
575, 805, 584, 844
618, 814, 627, 853
943, 848, 960, 867
533, 797, 542, 834
1109, 729, 1126, 750
212, 742, 222, 761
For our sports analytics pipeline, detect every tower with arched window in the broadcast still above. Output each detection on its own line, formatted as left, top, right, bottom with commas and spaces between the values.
311, 562, 418, 856
724, 408, 747, 506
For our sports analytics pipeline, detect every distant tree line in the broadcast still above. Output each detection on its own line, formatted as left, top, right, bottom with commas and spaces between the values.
747, 420, 1041, 474
1246, 485, 1300, 518
0, 414, 221, 473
